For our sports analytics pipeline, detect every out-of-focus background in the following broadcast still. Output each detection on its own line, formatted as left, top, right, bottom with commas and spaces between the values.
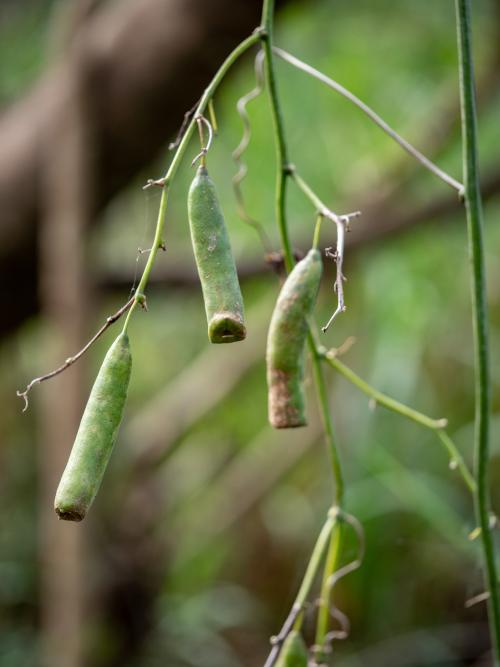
2, 0, 500, 665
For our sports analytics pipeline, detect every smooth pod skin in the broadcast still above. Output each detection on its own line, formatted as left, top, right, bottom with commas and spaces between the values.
267, 249, 322, 428
54, 333, 132, 521
188, 165, 246, 343
276, 631, 308, 667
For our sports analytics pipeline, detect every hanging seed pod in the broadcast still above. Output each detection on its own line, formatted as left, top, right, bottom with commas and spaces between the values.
188, 165, 246, 343
54, 332, 132, 521
276, 631, 308, 667
267, 249, 322, 428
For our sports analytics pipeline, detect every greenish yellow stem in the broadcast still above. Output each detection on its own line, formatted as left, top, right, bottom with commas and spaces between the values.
260, 0, 293, 272
324, 353, 445, 430
437, 430, 475, 494
312, 214, 323, 250
264, 514, 336, 667
122, 31, 261, 333
292, 513, 336, 630
260, 0, 344, 505
208, 98, 218, 135
311, 342, 344, 506
292, 169, 332, 217
260, 2, 346, 658
321, 350, 475, 494
456, 0, 500, 661
314, 521, 343, 659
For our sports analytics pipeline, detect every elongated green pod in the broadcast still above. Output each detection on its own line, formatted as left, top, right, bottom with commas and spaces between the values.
54, 333, 132, 521
276, 631, 308, 667
267, 249, 322, 428
188, 165, 246, 343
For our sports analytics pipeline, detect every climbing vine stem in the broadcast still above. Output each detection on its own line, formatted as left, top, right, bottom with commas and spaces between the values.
455, 0, 500, 662
314, 521, 343, 660
263, 512, 337, 667
259, 0, 344, 503
121, 30, 261, 333
260, 1, 346, 661
260, 0, 293, 273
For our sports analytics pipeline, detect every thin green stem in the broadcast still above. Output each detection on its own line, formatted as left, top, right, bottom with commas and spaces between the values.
264, 513, 336, 667
436, 430, 475, 494
122, 31, 261, 333
312, 214, 323, 250
314, 521, 343, 658
292, 169, 334, 218
311, 341, 344, 506
293, 513, 336, 624
455, 0, 500, 661
324, 353, 445, 430
260, 8, 346, 502
321, 349, 475, 494
261, 4, 347, 657
260, 0, 293, 272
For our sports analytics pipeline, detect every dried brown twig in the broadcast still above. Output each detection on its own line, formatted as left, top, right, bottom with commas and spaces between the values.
17, 295, 135, 411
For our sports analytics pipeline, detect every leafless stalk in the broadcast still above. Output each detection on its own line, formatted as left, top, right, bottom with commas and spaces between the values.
274, 46, 464, 195
17, 296, 135, 411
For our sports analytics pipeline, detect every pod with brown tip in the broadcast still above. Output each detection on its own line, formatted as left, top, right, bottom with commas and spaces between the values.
276, 631, 308, 667
266, 249, 322, 428
54, 332, 132, 521
188, 165, 246, 343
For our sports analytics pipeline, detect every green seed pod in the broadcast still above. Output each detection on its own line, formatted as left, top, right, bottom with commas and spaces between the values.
54, 333, 132, 521
276, 631, 308, 667
188, 165, 246, 343
267, 249, 322, 428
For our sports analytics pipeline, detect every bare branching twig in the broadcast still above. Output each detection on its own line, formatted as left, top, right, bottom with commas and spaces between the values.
325, 216, 361, 328
322, 215, 347, 333
289, 167, 361, 332
17, 296, 135, 411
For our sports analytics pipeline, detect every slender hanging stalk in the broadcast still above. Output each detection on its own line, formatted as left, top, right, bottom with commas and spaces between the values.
455, 0, 500, 662
314, 517, 343, 659
263, 514, 336, 667
273, 47, 463, 194
321, 350, 475, 494
122, 31, 261, 332
260, 2, 346, 661
311, 341, 344, 506
259, 0, 344, 504
260, 0, 293, 272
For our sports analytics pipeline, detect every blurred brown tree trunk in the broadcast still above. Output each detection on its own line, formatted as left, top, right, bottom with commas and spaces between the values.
37, 60, 91, 667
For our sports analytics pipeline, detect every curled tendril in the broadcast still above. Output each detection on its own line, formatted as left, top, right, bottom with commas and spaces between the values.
232, 50, 272, 252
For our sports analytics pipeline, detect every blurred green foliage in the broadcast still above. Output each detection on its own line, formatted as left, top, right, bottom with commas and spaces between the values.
2, 0, 500, 665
